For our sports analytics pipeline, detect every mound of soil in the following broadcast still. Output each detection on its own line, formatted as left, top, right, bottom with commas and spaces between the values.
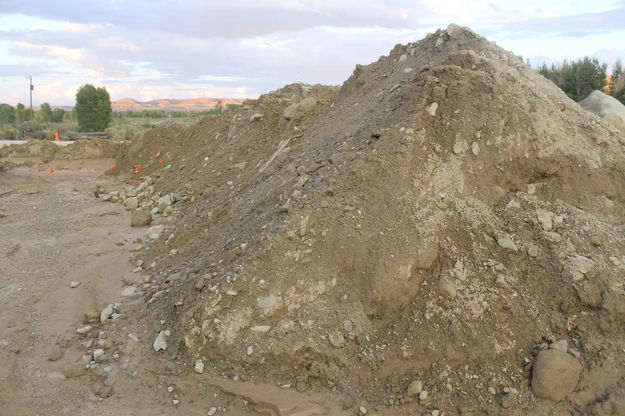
108, 25, 625, 414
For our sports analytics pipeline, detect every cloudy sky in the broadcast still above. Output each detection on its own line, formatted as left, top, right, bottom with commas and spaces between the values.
0, 0, 624, 106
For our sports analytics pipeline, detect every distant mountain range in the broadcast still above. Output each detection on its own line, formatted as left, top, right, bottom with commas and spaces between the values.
112, 97, 245, 111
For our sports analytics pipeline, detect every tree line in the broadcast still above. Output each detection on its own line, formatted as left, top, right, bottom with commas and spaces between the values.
0, 102, 65, 125
538, 57, 625, 104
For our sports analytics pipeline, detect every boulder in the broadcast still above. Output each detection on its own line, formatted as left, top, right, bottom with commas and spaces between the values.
131, 209, 152, 227
578, 90, 625, 134
283, 97, 317, 120
531, 349, 582, 401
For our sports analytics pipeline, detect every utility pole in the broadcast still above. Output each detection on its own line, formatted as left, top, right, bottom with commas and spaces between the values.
26, 75, 33, 120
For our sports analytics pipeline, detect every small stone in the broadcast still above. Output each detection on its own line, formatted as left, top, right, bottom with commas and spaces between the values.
76, 325, 92, 335
147, 225, 165, 239
70, 281, 81, 288
536, 209, 553, 231
407, 380, 423, 396
432, 410, 440, 416
359, 406, 367, 415
124, 197, 138, 210
47, 348, 64, 361
500, 393, 515, 408
120, 286, 137, 297
100, 305, 114, 323
505, 199, 521, 210
153, 329, 171, 352
544, 232, 562, 243
194, 360, 204, 374
95, 384, 113, 398
553, 215, 564, 228
419, 390, 428, 401
531, 349, 582, 402
343, 319, 353, 332
250, 113, 263, 122
131, 209, 152, 227
527, 245, 539, 257
207, 407, 217, 416
439, 275, 457, 298
250, 325, 271, 333
83, 310, 100, 324
471, 142, 480, 156
328, 331, 345, 348
497, 237, 518, 252
488, 386, 496, 395
194, 279, 206, 291
172, 399, 180, 405
589, 235, 602, 247
62, 362, 88, 378
247, 346, 253, 356
427, 102, 438, 116
570, 255, 594, 274
93, 348, 105, 363
608, 256, 621, 266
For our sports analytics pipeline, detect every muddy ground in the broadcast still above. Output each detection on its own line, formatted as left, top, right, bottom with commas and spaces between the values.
0, 159, 348, 416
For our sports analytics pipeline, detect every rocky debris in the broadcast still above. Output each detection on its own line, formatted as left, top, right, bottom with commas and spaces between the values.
69, 281, 81, 288
531, 349, 582, 401
578, 90, 625, 134
153, 329, 171, 352
131, 209, 152, 227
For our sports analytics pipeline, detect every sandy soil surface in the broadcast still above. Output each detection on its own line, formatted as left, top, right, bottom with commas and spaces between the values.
0, 160, 345, 416
0, 140, 73, 148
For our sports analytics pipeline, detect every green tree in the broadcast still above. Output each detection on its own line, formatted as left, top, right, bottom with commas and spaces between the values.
74, 84, 112, 131
608, 60, 625, 104
39, 102, 53, 122
0, 103, 15, 125
538, 57, 607, 101
52, 108, 65, 122
16, 103, 26, 123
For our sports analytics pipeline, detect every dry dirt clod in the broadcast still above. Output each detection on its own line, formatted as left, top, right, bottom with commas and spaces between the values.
531, 349, 582, 402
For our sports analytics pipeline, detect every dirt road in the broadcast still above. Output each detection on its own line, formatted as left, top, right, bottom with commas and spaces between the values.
0, 160, 347, 416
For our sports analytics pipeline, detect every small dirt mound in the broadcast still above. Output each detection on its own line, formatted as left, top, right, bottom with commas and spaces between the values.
115, 24, 625, 414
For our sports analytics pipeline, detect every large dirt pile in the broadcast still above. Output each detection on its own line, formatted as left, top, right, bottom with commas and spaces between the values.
112, 25, 625, 414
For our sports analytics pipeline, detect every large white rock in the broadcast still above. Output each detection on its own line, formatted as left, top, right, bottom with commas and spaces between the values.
578, 90, 625, 134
